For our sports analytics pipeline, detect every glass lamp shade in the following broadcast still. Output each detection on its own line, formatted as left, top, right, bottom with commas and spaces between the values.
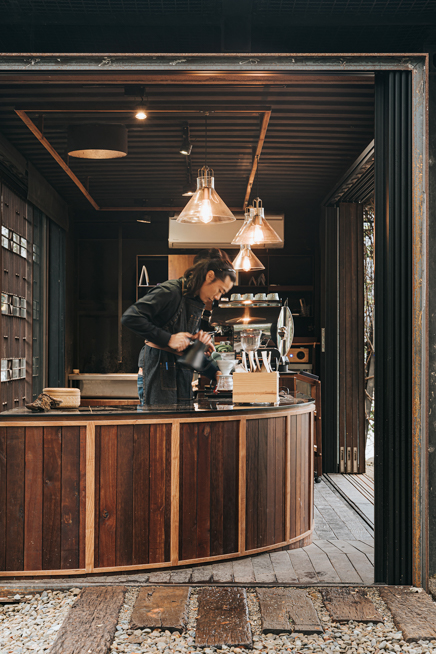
177, 167, 236, 224
232, 245, 265, 272
232, 205, 254, 243
231, 198, 282, 245
67, 124, 128, 159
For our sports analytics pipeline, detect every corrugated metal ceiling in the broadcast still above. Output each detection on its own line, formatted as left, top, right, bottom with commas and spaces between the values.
0, 77, 374, 214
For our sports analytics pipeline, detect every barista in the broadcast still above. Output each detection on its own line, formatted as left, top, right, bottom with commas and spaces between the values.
122, 249, 236, 404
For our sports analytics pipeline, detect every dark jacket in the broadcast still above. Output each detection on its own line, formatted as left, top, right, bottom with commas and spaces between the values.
122, 279, 190, 348
122, 278, 212, 370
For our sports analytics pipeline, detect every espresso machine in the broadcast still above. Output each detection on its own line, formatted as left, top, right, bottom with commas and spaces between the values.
210, 297, 294, 371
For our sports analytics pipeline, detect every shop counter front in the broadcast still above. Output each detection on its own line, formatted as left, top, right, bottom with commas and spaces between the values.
0, 396, 315, 577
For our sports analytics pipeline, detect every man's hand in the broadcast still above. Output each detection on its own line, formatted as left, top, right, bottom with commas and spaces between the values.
193, 330, 215, 356
168, 332, 193, 352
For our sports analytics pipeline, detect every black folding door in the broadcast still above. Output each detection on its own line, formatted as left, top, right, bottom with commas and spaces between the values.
374, 71, 413, 584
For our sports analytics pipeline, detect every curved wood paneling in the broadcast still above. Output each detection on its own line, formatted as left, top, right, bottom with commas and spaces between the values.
0, 424, 86, 572
94, 423, 172, 569
179, 420, 239, 561
246, 417, 287, 551
0, 405, 314, 576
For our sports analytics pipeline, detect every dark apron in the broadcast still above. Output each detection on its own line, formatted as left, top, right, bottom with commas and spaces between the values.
141, 291, 204, 405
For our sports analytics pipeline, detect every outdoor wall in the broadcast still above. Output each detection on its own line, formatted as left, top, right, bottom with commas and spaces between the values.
427, 54, 436, 581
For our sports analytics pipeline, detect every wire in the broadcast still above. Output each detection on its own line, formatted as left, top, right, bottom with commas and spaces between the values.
205, 114, 208, 167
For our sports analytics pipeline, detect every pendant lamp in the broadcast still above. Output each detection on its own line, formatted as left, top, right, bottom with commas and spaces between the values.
232, 204, 254, 243
233, 245, 265, 272
232, 197, 282, 245
177, 115, 235, 224
67, 124, 128, 159
177, 166, 235, 224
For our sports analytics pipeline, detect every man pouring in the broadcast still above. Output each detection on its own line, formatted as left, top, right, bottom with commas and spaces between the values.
122, 249, 236, 404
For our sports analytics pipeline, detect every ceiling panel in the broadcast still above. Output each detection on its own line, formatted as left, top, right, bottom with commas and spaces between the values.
0, 76, 374, 214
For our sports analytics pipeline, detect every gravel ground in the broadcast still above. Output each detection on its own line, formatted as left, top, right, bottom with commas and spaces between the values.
0, 588, 80, 653
1, 586, 436, 654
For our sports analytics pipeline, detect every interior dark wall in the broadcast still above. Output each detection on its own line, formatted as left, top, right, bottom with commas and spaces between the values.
47, 221, 66, 387
71, 200, 319, 374
65, 215, 76, 384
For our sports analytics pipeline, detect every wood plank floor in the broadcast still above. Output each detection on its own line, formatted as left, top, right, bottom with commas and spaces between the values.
0, 480, 375, 587
322, 473, 374, 528
164, 479, 375, 585
148, 480, 374, 585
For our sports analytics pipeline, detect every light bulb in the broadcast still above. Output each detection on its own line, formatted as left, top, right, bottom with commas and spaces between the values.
199, 199, 213, 223
135, 109, 147, 120
253, 224, 264, 243
242, 255, 251, 271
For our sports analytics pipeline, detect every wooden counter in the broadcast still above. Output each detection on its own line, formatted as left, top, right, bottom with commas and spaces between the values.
0, 400, 315, 577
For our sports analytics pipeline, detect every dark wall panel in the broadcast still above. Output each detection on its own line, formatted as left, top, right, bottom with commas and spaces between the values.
48, 221, 66, 387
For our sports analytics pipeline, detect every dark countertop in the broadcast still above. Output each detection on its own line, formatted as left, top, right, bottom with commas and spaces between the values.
0, 393, 314, 418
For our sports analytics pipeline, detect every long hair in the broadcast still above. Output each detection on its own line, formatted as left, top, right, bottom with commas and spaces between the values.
184, 248, 236, 296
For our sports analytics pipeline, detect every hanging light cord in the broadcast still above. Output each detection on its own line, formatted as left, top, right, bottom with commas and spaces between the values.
205, 113, 208, 167
256, 153, 260, 199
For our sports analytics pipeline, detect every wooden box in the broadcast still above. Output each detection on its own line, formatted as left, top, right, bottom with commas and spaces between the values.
232, 372, 280, 404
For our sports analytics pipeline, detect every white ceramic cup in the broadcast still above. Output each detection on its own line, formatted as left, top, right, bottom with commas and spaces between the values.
267, 292, 280, 301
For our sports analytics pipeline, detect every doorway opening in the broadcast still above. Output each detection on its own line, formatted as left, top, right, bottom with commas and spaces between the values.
0, 54, 427, 586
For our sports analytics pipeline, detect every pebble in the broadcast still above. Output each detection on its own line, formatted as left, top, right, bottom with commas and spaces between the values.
0, 589, 78, 653
2, 585, 436, 653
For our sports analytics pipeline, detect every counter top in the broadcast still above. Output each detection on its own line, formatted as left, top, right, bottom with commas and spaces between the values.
1, 392, 314, 418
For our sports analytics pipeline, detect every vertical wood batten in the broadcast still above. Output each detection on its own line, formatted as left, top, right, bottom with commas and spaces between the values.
79, 427, 86, 570
285, 414, 291, 542
24, 427, 43, 571
310, 411, 315, 529
60, 426, 80, 569
85, 421, 95, 573
42, 426, 61, 570
6, 427, 25, 571
171, 420, 180, 566
238, 418, 246, 554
